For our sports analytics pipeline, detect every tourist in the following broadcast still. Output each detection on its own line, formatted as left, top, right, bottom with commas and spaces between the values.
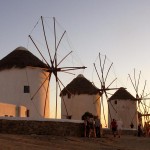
110, 119, 117, 137
83, 116, 88, 137
138, 123, 143, 137
147, 124, 150, 137
144, 122, 149, 137
117, 119, 123, 138
87, 116, 96, 138
94, 116, 102, 138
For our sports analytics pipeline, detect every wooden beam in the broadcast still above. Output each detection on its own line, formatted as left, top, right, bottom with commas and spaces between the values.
141, 114, 150, 116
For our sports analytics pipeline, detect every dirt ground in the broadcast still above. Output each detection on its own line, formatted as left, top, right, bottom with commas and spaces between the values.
0, 133, 150, 150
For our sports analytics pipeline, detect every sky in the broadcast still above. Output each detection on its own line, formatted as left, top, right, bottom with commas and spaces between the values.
1, 0, 150, 124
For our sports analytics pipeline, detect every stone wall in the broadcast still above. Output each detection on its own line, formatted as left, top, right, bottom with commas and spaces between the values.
0, 118, 137, 137
102, 128, 138, 136
0, 118, 84, 137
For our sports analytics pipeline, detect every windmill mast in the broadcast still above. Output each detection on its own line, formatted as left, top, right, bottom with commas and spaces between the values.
128, 69, 150, 123
29, 16, 86, 118
93, 53, 119, 127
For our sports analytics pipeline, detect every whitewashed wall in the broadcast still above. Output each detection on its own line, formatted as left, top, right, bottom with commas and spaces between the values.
61, 94, 100, 120
0, 102, 27, 117
108, 99, 138, 129
0, 102, 16, 116
0, 67, 50, 119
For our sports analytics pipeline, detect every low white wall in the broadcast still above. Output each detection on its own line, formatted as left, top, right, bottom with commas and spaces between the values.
0, 102, 27, 117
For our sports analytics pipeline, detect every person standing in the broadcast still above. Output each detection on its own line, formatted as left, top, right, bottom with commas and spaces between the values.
144, 122, 148, 136
117, 119, 123, 138
83, 116, 88, 137
138, 123, 143, 137
95, 116, 102, 138
88, 116, 96, 138
110, 119, 117, 137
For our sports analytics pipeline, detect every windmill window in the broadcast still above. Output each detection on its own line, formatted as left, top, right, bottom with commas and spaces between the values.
24, 86, 30, 93
26, 109, 30, 117
68, 93, 71, 99
114, 100, 117, 104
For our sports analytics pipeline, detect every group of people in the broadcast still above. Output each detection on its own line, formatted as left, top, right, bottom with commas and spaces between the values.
84, 115, 102, 138
84, 117, 123, 138
143, 122, 150, 137
84, 116, 150, 138
138, 121, 150, 137
111, 119, 150, 138
83, 115, 150, 138
110, 118, 123, 138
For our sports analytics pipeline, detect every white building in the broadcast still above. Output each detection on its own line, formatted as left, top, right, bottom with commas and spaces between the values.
60, 74, 101, 120
108, 87, 138, 129
0, 47, 50, 119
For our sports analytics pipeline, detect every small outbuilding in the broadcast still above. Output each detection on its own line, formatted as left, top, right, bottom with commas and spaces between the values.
108, 87, 137, 129
60, 74, 101, 120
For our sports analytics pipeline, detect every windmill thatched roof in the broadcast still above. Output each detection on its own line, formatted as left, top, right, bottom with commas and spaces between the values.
109, 87, 136, 101
60, 74, 100, 96
0, 47, 48, 70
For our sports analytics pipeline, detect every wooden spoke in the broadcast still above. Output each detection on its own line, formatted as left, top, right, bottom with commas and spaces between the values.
53, 17, 57, 68
31, 74, 51, 100
106, 78, 117, 89
41, 16, 53, 65
128, 74, 137, 94
136, 70, 141, 94
105, 62, 113, 83
28, 35, 50, 67
43, 75, 51, 117
57, 51, 73, 66
94, 63, 102, 86
53, 30, 66, 65
57, 80, 69, 116
54, 66, 86, 73
99, 53, 105, 85
142, 80, 147, 98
